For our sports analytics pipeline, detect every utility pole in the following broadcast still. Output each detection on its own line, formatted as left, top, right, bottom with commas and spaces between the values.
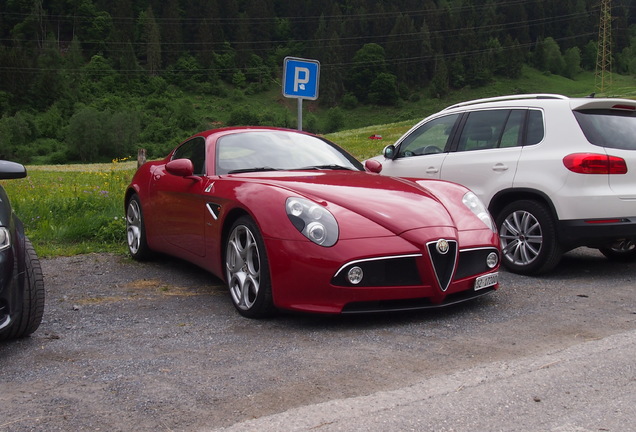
595, 0, 612, 94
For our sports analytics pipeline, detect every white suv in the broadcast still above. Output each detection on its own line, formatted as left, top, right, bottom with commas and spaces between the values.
367, 94, 636, 275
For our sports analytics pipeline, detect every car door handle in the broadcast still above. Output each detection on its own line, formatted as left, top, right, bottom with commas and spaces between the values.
492, 163, 508, 172
426, 166, 439, 174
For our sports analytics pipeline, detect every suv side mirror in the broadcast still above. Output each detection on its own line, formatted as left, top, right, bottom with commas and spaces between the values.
383, 145, 396, 160
0, 161, 27, 180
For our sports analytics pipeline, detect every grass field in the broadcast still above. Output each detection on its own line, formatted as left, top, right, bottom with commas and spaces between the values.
2, 160, 137, 256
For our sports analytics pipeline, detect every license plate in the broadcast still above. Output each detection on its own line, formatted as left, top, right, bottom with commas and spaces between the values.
474, 272, 498, 291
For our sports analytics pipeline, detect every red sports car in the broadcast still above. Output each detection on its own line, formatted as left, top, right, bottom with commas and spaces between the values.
125, 127, 500, 318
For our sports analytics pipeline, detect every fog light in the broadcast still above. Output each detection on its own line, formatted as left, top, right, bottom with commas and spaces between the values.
487, 252, 498, 269
347, 266, 363, 284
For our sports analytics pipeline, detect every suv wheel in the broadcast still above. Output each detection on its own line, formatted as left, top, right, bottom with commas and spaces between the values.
496, 200, 562, 275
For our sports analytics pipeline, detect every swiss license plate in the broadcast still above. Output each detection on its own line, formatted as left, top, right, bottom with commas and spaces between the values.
474, 272, 498, 291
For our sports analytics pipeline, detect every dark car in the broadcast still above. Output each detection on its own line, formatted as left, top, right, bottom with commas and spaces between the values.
0, 161, 45, 340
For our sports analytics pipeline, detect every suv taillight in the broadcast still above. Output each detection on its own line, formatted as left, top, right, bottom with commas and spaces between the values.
563, 153, 627, 174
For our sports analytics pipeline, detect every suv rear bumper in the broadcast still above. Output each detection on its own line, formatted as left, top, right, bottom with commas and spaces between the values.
558, 217, 636, 248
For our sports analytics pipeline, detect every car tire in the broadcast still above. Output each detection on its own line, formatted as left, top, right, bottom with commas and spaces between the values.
225, 216, 276, 319
496, 200, 562, 275
0, 238, 45, 340
126, 194, 152, 260
599, 239, 636, 262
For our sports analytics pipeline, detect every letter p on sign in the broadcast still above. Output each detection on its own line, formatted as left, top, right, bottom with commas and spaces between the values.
294, 67, 310, 92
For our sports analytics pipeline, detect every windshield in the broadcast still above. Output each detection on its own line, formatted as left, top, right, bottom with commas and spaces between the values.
215, 130, 364, 174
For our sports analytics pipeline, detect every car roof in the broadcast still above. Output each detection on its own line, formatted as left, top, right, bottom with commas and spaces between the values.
442, 93, 636, 112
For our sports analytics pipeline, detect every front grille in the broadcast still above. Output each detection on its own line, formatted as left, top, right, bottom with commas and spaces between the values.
427, 240, 457, 292
454, 247, 499, 280
332, 255, 422, 287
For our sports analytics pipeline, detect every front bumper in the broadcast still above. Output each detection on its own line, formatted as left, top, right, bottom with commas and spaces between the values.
266, 227, 500, 314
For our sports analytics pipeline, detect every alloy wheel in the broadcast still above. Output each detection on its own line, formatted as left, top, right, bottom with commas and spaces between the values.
226, 224, 261, 311
126, 199, 142, 255
499, 210, 543, 266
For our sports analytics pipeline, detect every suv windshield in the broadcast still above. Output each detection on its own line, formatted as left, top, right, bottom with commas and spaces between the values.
574, 109, 636, 150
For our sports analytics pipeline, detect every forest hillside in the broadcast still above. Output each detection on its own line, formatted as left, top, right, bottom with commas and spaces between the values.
1, 0, 635, 163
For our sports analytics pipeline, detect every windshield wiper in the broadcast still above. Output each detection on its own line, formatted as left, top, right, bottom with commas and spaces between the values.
227, 167, 281, 174
296, 164, 354, 171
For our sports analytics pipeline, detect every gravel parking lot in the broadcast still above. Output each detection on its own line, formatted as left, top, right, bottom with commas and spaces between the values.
1, 248, 635, 431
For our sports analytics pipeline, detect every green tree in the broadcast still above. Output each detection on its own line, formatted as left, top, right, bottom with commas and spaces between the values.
159, 0, 183, 66
107, 111, 140, 158
541, 37, 565, 75
564, 46, 582, 78
499, 36, 525, 79
430, 56, 449, 99
66, 107, 104, 162
139, 7, 162, 76
0, 112, 37, 161
346, 43, 388, 103
323, 107, 345, 133
368, 73, 399, 106
30, 34, 66, 110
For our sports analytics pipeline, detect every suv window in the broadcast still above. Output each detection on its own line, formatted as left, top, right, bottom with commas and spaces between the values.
458, 110, 510, 151
172, 137, 206, 175
457, 109, 535, 151
397, 114, 459, 157
573, 109, 636, 150
525, 109, 544, 145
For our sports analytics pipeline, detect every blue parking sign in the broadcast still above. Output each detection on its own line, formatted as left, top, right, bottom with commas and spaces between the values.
283, 57, 320, 100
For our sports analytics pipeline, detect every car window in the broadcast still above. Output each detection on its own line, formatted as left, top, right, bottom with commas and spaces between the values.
525, 109, 544, 145
500, 110, 525, 148
172, 137, 206, 175
573, 109, 636, 150
457, 110, 511, 151
396, 114, 459, 158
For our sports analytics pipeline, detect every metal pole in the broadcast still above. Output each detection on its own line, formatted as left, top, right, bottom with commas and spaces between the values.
297, 98, 303, 131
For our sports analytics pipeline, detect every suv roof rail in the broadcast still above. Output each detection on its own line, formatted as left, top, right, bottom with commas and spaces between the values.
443, 94, 569, 110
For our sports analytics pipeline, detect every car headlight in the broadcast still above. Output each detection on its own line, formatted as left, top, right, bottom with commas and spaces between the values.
286, 197, 339, 247
0, 227, 10, 251
462, 192, 496, 232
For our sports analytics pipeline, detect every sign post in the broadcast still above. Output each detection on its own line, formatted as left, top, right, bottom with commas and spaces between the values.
282, 57, 320, 131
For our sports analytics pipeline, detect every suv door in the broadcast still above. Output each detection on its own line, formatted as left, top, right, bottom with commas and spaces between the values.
440, 109, 528, 205
378, 113, 460, 179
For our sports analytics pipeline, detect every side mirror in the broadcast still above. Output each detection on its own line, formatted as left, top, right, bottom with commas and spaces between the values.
166, 158, 198, 179
364, 159, 383, 174
0, 160, 27, 180
383, 145, 396, 160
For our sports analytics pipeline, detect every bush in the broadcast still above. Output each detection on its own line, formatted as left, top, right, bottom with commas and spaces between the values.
227, 107, 260, 126
323, 107, 345, 133
341, 93, 358, 109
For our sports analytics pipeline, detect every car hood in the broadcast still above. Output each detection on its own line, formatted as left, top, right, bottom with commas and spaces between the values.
231, 171, 457, 235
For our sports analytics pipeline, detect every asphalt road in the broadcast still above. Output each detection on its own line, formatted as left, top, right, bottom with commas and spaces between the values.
1, 247, 635, 431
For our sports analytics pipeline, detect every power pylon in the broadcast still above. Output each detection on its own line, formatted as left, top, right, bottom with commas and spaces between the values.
595, 0, 612, 94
